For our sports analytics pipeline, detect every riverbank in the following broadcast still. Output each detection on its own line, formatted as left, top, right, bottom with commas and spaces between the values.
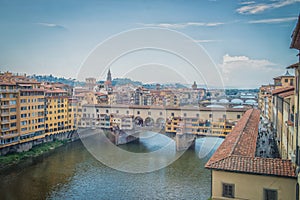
0, 139, 71, 170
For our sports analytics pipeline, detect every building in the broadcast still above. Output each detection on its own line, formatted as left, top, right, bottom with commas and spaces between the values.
0, 72, 45, 149
45, 89, 77, 136
273, 70, 294, 88
206, 109, 297, 200
85, 77, 97, 91
79, 104, 246, 134
0, 72, 78, 154
134, 87, 153, 106
271, 87, 295, 160
258, 84, 275, 120
165, 116, 235, 137
288, 15, 300, 199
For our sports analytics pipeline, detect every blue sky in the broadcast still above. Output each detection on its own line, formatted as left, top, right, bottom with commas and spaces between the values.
0, 0, 299, 88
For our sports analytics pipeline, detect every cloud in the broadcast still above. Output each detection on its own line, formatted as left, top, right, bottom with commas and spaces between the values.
248, 16, 298, 24
237, 0, 300, 14
239, 1, 256, 5
36, 22, 67, 30
219, 54, 281, 87
139, 22, 225, 29
194, 39, 222, 43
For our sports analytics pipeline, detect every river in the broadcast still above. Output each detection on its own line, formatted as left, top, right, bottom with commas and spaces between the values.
0, 131, 223, 200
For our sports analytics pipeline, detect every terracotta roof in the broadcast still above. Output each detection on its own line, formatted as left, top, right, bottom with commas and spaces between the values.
207, 156, 296, 178
0, 82, 15, 86
20, 88, 45, 92
278, 90, 294, 98
45, 89, 67, 93
291, 15, 300, 50
272, 86, 294, 95
287, 62, 300, 69
205, 109, 296, 178
82, 104, 248, 112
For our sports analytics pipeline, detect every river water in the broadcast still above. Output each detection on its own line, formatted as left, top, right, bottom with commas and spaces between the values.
0, 131, 223, 200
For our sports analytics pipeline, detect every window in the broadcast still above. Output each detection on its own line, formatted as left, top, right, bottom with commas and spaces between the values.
126, 110, 129, 114
171, 112, 174, 117
184, 113, 187, 117
137, 111, 140, 115
285, 78, 288, 83
222, 183, 234, 198
148, 111, 151, 115
264, 189, 277, 200
160, 112, 163, 116
196, 113, 199, 117
106, 109, 109, 114
237, 114, 241, 119
209, 113, 213, 118
9, 100, 16, 105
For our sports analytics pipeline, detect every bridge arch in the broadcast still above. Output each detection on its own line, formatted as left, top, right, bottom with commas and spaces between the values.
206, 104, 225, 108
245, 99, 257, 105
156, 117, 165, 127
231, 98, 243, 104
145, 117, 155, 126
134, 116, 143, 126
218, 98, 229, 103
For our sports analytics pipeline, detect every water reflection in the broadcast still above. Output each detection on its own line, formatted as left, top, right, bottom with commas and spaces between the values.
0, 131, 223, 200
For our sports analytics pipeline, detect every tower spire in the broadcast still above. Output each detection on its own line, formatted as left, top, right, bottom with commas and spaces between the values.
107, 68, 112, 82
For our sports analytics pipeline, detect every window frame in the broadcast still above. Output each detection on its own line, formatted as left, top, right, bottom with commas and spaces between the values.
263, 188, 277, 200
222, 183, 235, 198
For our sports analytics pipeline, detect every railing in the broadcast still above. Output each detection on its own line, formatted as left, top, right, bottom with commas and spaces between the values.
0, 112, 9, 116
0, 89, 18, 93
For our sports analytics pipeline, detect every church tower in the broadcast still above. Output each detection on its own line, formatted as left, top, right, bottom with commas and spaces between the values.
192, 81, 197, 90
107, 69, 112, 82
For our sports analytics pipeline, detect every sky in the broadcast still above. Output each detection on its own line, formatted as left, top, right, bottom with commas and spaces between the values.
0, 0, 299, 88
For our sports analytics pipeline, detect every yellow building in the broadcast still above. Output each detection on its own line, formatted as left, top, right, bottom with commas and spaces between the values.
18, 87, 45, 143
0, 82, 19, 146
45, 89, 69, 136
258, 84, 275, 120
288, 15, 300, 200
206, 109, 297, 200
67, 98, 78, 131
165, 116, 235, 137
0, 72, 45, 149
272, 86, 295, 160
273, 70, 294, 88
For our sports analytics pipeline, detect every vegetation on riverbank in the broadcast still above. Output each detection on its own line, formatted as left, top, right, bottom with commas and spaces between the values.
0, 140, 69, 169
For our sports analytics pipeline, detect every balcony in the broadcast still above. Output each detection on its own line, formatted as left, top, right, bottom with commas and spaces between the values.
1, 120, 10, 124
1, 127, 10, 131
0, 112, 10, 116
0, 104, 10, 108
0, 89, 18, 93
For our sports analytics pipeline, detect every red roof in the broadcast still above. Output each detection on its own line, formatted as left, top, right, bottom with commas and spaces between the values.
278, 90, 294, 98
291, 15, 300, 50
205, 109, 296, 178
45, 89, 67, 93
272, 86, 294, 95
208, 156, 296, 178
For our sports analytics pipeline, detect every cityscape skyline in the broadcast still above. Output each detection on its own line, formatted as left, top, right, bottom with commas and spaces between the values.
0, 0, 300, 88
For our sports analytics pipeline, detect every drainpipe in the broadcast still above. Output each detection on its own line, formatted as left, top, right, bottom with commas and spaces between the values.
297, 54, 300, 165
281, 97, 284, 157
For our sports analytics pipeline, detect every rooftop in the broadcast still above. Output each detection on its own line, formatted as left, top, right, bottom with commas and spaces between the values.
205, 109, 296, 178
272, 86, 294, 95
291, 15, 300, 50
